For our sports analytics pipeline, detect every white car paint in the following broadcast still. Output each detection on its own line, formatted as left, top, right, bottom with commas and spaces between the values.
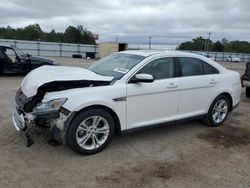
21, 65, 113, 98
20, 50, 241, 132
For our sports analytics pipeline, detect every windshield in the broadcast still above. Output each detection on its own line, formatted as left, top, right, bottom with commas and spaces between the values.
12, 46, 26, 57
87, 53, 145, 79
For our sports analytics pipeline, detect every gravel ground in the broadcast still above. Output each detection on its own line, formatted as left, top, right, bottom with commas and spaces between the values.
0, 57, 249, 188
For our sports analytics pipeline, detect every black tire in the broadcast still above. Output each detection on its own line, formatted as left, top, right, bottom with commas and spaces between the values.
202, 94, 230, 127
66, 108, 115, 155
0, 64, 4, 75
246, 87, 250, 98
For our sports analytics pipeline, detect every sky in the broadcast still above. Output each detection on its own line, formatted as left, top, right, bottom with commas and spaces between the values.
0, 0, 249, 45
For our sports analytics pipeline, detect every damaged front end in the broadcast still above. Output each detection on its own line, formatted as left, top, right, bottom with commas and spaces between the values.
13, 88, 72, 146
12, 79, 112, 146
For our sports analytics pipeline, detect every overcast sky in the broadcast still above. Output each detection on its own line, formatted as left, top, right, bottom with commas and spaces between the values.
0, 0, 249, 45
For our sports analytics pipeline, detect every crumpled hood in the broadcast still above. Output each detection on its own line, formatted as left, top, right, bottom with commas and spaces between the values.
21, 65, 114, 98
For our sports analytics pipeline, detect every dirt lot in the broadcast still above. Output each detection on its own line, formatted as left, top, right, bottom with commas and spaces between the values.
0, 57, 249, 188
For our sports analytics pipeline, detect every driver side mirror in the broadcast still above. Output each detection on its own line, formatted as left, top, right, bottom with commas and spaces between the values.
131, 74, 154, 83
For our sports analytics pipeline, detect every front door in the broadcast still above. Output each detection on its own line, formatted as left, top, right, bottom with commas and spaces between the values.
126, 57, 180, 129
3, 47, 20, 71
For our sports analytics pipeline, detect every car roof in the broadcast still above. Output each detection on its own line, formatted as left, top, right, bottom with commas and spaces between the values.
119, 50, 161, 57
119, 50, 197, 57
121, 50, 227, 73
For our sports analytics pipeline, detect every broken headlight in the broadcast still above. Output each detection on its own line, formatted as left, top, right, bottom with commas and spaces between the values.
33, 98, 67, 115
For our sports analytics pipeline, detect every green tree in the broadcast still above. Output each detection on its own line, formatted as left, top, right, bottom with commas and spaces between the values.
178, 36, 210, 51
22, 24, 43, 40
0, 24, 96, 44
178, 37, 250, 53
178, 41, 194, 50
221, 38, 229, 45
212, 41, 224, 52
192, 36, 208, 51
64, 26, 82, 43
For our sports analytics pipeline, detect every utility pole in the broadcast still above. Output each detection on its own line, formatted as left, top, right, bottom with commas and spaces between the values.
204, 39, 207, 52
205, 32, 212, 53
148, 36, 152, 49
207, 32, 212, 53
115, 37, 118, 43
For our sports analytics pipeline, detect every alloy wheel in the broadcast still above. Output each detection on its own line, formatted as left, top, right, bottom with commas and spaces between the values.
212, 99, 228, 123
76, 116, 110, 150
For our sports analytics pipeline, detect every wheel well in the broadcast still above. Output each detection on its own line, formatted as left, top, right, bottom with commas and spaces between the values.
220, 92, 233, 111
76, 105, 121, 134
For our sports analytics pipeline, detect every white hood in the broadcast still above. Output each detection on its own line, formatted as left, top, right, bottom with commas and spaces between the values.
21, 65, 114, 98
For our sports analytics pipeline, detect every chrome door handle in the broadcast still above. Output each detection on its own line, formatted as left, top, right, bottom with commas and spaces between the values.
167, 83, 178, 88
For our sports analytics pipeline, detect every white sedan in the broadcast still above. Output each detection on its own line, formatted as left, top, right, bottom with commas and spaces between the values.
13, 51, 241, 154
227, 55, 241, 63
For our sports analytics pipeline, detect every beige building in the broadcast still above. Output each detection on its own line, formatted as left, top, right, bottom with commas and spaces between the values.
98, 42, 128, 58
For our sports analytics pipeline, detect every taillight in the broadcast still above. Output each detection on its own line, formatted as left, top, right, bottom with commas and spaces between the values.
241, 75, 244, 87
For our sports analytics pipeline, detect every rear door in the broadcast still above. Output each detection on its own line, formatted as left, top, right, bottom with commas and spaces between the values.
177, 57, 220, 118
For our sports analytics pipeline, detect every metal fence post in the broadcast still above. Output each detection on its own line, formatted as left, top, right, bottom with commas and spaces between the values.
94, 45, 97, 58
37, 42, 40, 56
59, 43, 62, 57
77, 44, 80, 55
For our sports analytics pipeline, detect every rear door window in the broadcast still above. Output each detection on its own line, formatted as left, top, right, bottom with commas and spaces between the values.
179, 57, 219, 77
179, 57, 203, 77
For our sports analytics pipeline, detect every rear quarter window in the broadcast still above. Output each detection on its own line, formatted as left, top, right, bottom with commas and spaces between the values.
202, 61, 219, 74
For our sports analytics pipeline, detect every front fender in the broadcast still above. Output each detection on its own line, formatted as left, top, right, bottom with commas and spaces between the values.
44, 84, 127, 131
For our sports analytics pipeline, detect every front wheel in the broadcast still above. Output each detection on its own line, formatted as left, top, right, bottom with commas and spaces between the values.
203, 95, 230, 127
66, 108, 115, 155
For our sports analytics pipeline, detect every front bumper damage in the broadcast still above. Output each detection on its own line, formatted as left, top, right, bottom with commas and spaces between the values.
12, 102, 27, 131
12, 68, 113, 147
12, 96, 73, 146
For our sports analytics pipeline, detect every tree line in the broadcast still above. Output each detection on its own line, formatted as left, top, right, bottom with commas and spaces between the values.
178, 36, 250, 53
0, 24, 96, 44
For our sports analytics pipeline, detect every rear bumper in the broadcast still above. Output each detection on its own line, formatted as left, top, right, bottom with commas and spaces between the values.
243, 80, 250, 87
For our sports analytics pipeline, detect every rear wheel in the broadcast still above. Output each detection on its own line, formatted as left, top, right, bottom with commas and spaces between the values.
66, 108, 115, 155
203, 94, 230, 127
246, 87, 250, 98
